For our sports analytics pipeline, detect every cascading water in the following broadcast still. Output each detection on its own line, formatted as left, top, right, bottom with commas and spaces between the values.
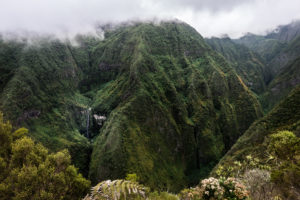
86, 107, 91, 138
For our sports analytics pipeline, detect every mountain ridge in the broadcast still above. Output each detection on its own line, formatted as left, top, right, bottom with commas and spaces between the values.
0, 21, 263, 192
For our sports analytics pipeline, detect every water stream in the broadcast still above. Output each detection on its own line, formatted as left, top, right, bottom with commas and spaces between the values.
86, 107, 91, 138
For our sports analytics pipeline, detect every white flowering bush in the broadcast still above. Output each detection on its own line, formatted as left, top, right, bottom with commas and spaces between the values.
179, 186, 203, 200
180, 177, 249, 200
201, 177, 224, 199
220, 177, 249, 200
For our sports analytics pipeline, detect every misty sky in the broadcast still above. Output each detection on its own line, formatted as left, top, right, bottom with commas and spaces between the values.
1, 0, 300, 38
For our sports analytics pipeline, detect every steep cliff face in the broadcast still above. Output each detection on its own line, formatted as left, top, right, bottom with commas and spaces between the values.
262, 55, 300, 111
206, 37, 267, 93
265, 35, 300, 81
216, 85, 300, 162
235, 21, 300, 78
213, 85, 300, 198
252, 35, 300, 112
266, 20, 300, 42
87, 22, 262, 191
0, 38, 93, 176
234, 34, 286, 67
234, 22, 300, 112
0, 22, 263, 191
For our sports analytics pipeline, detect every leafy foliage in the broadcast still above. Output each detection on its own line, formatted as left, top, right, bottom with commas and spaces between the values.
83, 179, 149, 200
268, 131, 299, 161
179, 177, 249, 200
0, 112, 90, 200
267, 131, 300, 199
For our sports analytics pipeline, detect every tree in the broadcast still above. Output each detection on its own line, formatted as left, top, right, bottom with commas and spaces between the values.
268, 130, 299, 161
0, 112, 90, 200
267, 130, 300, 199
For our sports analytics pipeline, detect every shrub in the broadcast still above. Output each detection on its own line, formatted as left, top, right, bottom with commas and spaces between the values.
267, 131, 299, 161
0, 112, 90, 200
179, 187, 203, 200
242, 169, 276, 200
180, 177, 249, 200
201, 177, 224, 199
220, 177, 249, 200
83, 179, 149, 200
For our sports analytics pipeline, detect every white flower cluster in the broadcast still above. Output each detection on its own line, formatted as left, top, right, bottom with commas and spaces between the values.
223, 177, 249, 199
201, 177, 224, 198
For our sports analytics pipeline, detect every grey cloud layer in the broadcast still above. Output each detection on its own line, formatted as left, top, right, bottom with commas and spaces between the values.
0, 0, 300, 38
158, 0, 253, 11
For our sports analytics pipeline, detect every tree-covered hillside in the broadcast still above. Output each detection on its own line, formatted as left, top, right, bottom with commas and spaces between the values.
213, 85, 300, 199
0, 37, 96, 176
0, 22, 263, 192
206, 37, 267, 93
234, 21, 300, 112
87, 22, 262, 191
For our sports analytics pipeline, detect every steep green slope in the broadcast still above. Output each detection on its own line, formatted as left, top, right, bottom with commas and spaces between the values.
87, 22, 262, 191
235, 23, 300, 113
234, 21, 300, 84
214, 85, 300, 198
257, 35, 300, 112
206, 37, 266, 93
0, 39, 25, 93
266, 35, 300, 79
216, 85, 300, 162
234, 34, 286, 66
262, 55, 300, 112
0, 38, 94, 175
234, 20, 300, 64
266, 20, 300, 42
0, 22, 263, 192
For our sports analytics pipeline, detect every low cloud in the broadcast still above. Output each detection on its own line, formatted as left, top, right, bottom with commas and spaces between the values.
0, 0, 300, 38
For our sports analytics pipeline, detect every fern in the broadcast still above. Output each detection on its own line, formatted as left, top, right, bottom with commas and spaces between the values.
83, 179, 149, 200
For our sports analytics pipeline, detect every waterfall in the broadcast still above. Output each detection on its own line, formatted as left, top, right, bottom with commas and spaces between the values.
86, 107, 91, 138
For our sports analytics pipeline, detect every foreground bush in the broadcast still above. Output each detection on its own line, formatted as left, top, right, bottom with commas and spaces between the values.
84, 178, 182, 200
180, 177, 249, 200
0, 112, 90, 200
83, 179, 149, 200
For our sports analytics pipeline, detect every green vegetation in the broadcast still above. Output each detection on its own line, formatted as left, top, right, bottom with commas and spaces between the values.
234, 34, 286, 65
2, 20, 300, 198
83, 179, 150, 200
0, 37, 95, 176
206, 37, 267, 93
84, 177, 249, 200
213, 85, 300, 199
233, 23, 300, 112
88, 22, 262, 191
0, 22, 262, 192
0, 112, 90, 200
261, 36, 300, 112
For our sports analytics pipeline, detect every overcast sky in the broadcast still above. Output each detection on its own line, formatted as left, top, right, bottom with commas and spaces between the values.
1, 0, 300, 38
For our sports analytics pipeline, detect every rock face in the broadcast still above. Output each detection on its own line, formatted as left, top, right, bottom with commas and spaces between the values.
0, 21, 263, 192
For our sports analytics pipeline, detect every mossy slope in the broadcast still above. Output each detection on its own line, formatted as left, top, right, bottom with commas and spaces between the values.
206, 37, 267, 93
0, 38, 94, 175
214, 85, 300, 173
262, 55, 300, 112
0, 22, 263, 191
88, 22, 262, 191
213, 85, 300, 197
